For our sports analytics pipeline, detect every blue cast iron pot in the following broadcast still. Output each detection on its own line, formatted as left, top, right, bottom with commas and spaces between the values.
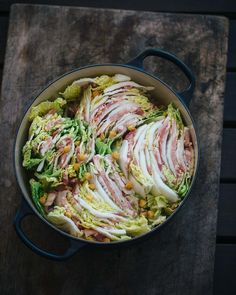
14, 48, 199, 260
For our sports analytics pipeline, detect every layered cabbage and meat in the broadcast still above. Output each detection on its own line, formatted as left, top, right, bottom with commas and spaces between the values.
22, 74, 194, 242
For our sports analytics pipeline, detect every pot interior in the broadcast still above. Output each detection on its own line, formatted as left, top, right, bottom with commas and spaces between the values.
15, 64, 199, 240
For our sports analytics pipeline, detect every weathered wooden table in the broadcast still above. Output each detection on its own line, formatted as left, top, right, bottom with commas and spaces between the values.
0, 4, 228, 295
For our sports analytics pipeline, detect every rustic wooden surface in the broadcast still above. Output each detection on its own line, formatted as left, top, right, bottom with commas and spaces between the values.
0, 4, 228, 295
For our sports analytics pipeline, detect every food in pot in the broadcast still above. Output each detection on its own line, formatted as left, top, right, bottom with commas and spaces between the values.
22, 74, 194, 242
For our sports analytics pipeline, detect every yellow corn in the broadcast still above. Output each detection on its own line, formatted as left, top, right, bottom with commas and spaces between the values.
84, 172, 92, 180
147, 210, 154, 219
73, 163, 80, 171
112, 151, 120, 160
125, 181, 133, 190
109, 130, 117, 138
89, 183, 96, 190
103, 238, 111, 243
100, 133, 105, 140
63, 145, 71, 153
86, 195, 93, 202
64, 211, 72, 218
139, 199, 146, 208
93, 90, 100, 98
140, 211, 148, 218
39, 195, 46, 205
127, 125, 136, 131
78, 153, 86, 161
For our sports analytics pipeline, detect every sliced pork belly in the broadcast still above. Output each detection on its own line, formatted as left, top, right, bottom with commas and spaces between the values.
104, 81, 154, 93
118, 105, 194, 202
92, 155, 138, 217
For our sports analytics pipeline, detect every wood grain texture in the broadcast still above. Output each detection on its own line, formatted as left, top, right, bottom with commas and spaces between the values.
0, 4, 228, 295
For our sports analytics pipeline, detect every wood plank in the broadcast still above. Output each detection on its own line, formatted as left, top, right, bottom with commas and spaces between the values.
0, 12, 235, 70
0, 0, 236, 13
220, 129, 236, 180
224, 73, 236, 123
227, 20, 236, 68
217, 184, 236, 237
214, 244, 236, 295
0, 17, 8, 65
0, 4, 228, 295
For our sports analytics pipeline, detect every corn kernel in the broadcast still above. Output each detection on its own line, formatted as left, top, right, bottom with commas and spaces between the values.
78, 153, 86, 161
140, 211, 148, 217
109, 130, 117, 138
39, 195, 46, 205
139, 199, 146, 208
93, 90, 100, 98
100, 133, 105, 140
147, 210, 155, 219
85, 172, 92, 180
89, 183, 96, 190
86, 195, 93, 202
64, 211, 72, 218
75, 140, 80, 146
103, 238, 111, 243
73, 163, 80, 171
112, 151, 120, 161
127, 125, 136, 131
63, 145, 71, 153
125, 181, 133, 190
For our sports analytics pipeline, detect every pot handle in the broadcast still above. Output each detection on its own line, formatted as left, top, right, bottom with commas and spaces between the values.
14, 200, 85, 261
127, 48, 195, 107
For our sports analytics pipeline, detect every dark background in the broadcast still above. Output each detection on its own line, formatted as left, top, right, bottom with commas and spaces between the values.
0, 1, 235, 294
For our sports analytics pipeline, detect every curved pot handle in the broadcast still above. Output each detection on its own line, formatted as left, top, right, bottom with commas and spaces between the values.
14, 200, 85, 261
127, 48, 195, 107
